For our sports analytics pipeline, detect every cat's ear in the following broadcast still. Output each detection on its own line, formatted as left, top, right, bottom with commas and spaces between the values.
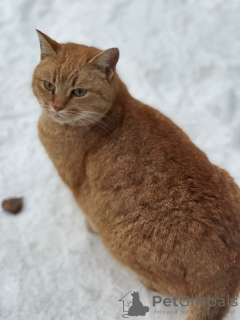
89, 48, 119, 81
36, 30, 60, 60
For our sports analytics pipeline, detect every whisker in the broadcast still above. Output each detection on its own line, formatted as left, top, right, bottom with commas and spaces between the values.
80, 111, 112, 130
38, 106, 112, 130
85, 115, 111, 131
81, 110, 114, 124
81, 117, 108, 131
79, 114, 110, 132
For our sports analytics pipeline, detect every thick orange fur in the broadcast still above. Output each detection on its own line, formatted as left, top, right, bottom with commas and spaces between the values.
32, 31, 240, 319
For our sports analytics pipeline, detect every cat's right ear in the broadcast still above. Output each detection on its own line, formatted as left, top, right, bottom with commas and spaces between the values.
36, 30, 60, 60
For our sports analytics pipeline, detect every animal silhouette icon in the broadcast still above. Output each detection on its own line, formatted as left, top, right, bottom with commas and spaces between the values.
128, 291, 149, 316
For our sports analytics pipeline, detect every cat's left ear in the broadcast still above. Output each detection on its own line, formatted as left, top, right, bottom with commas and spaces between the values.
89, 48, 119, 81
36, 30, 60, 60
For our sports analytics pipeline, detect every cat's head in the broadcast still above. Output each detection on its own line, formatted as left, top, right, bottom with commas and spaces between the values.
131, 291, 139, 298
32, 30, 119, 126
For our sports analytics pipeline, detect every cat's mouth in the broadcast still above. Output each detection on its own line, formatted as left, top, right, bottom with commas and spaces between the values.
40, 104, 68, 123
43, 108, 69, 124
43, 105, 105, 128
52, 112, 69, 124
49, 110, 83, 126
55, 113, 62, 119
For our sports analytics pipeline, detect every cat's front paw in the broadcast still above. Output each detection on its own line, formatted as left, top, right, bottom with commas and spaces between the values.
85, 218, 98, 234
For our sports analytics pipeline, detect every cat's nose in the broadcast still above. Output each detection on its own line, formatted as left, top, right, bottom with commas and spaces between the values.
53, 105, 65, 112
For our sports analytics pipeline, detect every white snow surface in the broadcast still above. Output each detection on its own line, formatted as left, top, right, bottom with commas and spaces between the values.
0, 1, 240, 319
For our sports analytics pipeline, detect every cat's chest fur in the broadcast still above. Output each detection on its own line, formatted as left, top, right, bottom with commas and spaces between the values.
38, 113, 87, 190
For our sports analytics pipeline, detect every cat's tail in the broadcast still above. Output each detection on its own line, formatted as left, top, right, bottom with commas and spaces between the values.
143, 306, 149, 314
185, 266, 240, 320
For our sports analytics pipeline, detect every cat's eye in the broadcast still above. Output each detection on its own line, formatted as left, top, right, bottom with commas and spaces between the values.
44, 81, 55, 92
72, 88, 87, 97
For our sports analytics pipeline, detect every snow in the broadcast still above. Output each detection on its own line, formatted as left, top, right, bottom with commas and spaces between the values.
0, 1, 240, 319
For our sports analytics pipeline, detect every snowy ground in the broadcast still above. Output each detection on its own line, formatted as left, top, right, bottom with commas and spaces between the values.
1, 1, 240, 319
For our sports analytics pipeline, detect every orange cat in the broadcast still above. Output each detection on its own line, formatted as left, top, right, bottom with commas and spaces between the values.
32, 30, 240, 320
